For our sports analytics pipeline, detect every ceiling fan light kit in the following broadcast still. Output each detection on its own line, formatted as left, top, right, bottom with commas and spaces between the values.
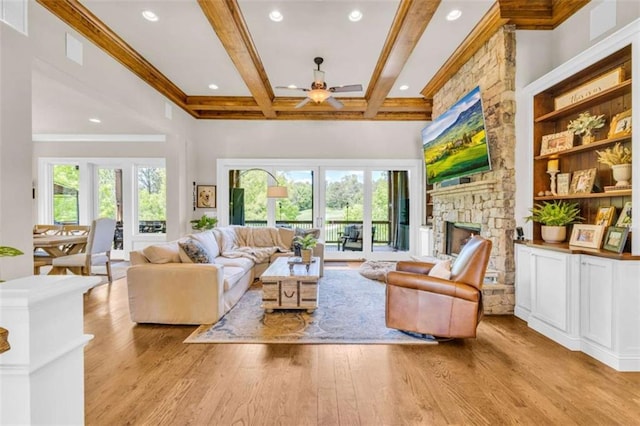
276, 57, 362, 110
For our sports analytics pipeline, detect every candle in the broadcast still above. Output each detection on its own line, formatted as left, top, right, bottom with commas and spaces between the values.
547, 159, 559, 172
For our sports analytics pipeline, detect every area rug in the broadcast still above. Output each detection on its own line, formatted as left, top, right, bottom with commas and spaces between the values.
184, 269, 436, 345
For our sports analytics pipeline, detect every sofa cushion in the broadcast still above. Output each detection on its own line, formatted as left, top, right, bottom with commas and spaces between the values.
214, 256, 254, 273
142, 242, 181, 264
278, 227, 295, 249
223, 266, 247, 291
190, 230, 220, 258
178, 239, 214, 263
428, 259, 452, 280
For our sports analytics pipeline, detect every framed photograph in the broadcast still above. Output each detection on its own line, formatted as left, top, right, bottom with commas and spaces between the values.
557, 172, 571, 195
569, 224, 606, 249
616, 201, 632, 228
196, 185, 216, 208
540, 130, 574, 156
608, 109, 632, 138
569, 168, 597, 194
602, 226, 629, 253
594, 206, 617, 226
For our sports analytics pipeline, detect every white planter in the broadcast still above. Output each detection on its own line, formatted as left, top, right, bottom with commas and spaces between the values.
541, 225, 567, 243
611, 163, 632, 187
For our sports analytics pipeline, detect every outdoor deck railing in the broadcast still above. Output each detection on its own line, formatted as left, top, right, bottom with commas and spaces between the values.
245, 220, 390, 244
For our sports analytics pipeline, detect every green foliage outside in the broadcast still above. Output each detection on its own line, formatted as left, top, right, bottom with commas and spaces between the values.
240, 170, 389, 223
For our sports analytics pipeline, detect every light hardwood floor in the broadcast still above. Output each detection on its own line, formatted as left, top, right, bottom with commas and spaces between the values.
83, 269, 640, 425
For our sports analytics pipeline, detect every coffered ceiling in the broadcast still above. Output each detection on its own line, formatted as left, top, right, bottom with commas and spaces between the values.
35, 0, 589, 122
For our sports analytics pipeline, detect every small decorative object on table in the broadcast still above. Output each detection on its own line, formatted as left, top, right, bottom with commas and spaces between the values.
602, 226, 629, 253
293, 233, 317, 264
567, 112, 606, 144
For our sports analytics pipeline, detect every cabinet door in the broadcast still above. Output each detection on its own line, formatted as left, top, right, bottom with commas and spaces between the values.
580, 256, 613, 349
531, 249, 572, 332
515, 244, 532, 320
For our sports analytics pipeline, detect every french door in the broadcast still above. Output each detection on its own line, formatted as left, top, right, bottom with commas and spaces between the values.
219, 159, 421, 261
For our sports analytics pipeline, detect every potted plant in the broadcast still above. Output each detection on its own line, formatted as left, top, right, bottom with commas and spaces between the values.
293, 234, 317, 263
190, 214, 218, 231
596, 143, 632, 187
525, 200, 583, 243
567, 112, 606, 144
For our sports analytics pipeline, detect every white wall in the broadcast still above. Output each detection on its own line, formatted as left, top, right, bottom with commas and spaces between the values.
0, 23, 33, 280
193, 120, 426, 184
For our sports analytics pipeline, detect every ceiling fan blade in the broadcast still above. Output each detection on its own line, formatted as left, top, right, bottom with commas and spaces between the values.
295, 97, 312, 109
275, 86, 309, 92
329, 84, 363, 93
313, 69, 325, 84
326, 96, 344, 110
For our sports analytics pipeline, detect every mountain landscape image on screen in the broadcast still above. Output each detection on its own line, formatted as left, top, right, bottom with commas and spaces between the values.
422, 86, 491, 184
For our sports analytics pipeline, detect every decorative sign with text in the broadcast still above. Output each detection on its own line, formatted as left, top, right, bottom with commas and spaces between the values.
554, 67, 624, 110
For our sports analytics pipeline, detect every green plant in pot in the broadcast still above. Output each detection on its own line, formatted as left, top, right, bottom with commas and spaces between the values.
190, 214, 218, 231
567, 112, 605, 144
293, 234, 317, 263
525, 200, 583, 243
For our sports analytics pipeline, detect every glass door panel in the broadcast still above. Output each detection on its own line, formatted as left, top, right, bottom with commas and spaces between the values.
324, 170, 364, 256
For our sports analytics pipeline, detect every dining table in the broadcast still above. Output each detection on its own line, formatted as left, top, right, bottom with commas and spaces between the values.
33, 234, 88, 258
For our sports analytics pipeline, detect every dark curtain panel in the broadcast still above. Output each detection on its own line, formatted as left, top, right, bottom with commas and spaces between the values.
390, 171, 410, 250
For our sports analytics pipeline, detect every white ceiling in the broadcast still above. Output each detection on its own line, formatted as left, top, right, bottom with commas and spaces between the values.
32, 0, 494, 134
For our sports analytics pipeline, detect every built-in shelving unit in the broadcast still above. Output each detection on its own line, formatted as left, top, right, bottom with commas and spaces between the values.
531, 45, 632, 251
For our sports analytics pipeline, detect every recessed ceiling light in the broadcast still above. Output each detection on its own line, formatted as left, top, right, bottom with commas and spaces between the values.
89, 118, 101, 123
208, 83, 219, 90
287, 84, 297, 89
142, 10, 159, 22
348, 10, 363, 22
399, 85, 409, 91
446, 9, 462, 21
269, 10, 283, 22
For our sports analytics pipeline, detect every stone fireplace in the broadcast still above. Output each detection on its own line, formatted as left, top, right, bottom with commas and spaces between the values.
426, 25, 516, 315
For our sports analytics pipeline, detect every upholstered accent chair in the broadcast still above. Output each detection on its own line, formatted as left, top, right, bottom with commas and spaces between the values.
51, 218, 117, 283
385, 235, 492, 339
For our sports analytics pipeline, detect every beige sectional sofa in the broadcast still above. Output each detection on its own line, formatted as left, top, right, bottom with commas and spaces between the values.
126, 226, 324, 325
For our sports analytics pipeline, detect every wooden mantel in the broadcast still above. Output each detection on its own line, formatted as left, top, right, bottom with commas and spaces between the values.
428, 180, 497, 198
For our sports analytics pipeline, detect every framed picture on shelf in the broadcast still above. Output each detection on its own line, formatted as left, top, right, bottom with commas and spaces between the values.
557, 173, 571, 195
540, 130, 574, 156
594, 206, 617, 226
569, 168, 597, 194
602, 226, 629, 253
608, 109, 632, 138
569, 224, 606, 249
196, 185, 216, 208
615, 201, 632, 228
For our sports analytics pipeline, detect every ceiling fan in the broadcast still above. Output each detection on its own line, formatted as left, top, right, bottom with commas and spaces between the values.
276, 57, 363, 109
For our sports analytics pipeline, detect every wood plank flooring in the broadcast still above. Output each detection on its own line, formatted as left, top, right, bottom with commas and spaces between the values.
83, 271, 640, 425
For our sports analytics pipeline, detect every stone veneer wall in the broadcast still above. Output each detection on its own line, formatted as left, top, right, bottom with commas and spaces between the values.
430, 25, 516, 314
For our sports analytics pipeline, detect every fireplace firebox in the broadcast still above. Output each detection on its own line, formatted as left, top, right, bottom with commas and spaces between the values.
445, 222, 481, 256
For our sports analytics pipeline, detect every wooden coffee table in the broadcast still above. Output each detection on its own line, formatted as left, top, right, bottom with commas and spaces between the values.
261, 256, 320, 313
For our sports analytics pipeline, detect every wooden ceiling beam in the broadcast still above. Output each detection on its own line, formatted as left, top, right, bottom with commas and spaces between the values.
198, 0, 276, 119
35, 0, 194, 117
364, 0, 440, 119
420, 2, 508, 99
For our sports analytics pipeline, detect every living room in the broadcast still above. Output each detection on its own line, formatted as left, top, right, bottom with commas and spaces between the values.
1, 0, 640, 424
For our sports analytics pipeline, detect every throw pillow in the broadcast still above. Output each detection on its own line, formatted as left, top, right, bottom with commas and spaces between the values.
178, 239, 214, 264
428, 259, 452, 280
142, 242, 180, 264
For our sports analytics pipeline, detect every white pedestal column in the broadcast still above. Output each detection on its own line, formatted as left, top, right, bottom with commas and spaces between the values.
0, 275, 100, 425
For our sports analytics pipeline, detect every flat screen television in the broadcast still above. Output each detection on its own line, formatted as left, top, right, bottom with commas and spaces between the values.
422, 86, 491, 185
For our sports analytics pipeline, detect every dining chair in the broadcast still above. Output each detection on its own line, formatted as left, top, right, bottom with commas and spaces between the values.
51, 218, 117, 283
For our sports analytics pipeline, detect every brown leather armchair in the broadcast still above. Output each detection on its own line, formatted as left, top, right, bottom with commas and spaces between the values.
385, 235, 492, 339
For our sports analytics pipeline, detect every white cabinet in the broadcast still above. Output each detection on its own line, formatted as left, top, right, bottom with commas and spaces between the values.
514, 244, 532, 320
528, 247, 580, 350
515, 245, 640, 371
